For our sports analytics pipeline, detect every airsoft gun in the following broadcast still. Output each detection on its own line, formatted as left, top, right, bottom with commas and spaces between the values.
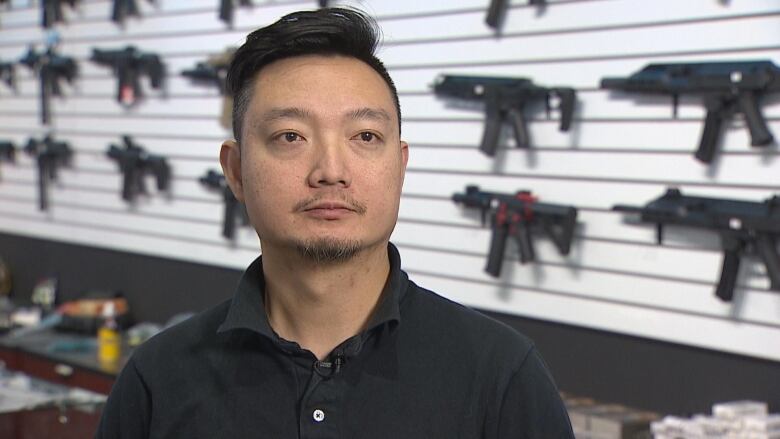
614, 189, 780, 302
601, 61, 780, 163
199, 169, 249, 239
19, 46, 77, 124
433, 74, 575, 156
106, 135, 171, 202
91, 46, 164, 107
453, 185, 578, 277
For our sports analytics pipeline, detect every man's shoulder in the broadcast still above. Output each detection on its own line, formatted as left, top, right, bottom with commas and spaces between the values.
129, 299, 232, 368
402, 279, 535, 363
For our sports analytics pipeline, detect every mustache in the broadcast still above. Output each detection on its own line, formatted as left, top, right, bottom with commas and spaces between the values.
293, 195, 368, 215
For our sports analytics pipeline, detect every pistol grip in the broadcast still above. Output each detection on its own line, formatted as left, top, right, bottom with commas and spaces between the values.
695, 107, 724, 164
479, 90, 503, 156
715, 248, 741, 302
486, 218, 509, 277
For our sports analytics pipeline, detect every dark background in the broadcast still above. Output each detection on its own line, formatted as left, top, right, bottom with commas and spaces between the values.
2, 231, 778, 415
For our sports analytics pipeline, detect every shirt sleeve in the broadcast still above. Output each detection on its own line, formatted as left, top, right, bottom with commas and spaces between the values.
94, 356, 152, 439
495, 347, 575, 439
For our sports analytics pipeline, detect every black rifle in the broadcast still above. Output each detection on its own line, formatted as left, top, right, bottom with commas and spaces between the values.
199, 169, 249, 239
112, 0, 153, 24
0, 61, 14, 90
19, 46, 77, 124
601, 61, 780, 164
485, 0, 545, 29
106, 136, 170, 202
181, 49, 234, 129
219, 0, 250, 25
613, 189, 780, 302
433, 74, 576, 156
91, 46, 164, 107
453, 185, 578, 277
24, 135, 73, 211
42, 0, 78, 28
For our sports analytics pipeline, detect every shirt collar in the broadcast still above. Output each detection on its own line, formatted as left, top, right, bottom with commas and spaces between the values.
217, 243, 407, 343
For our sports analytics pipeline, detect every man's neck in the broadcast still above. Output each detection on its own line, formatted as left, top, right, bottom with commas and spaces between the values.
261, 242, 390, 361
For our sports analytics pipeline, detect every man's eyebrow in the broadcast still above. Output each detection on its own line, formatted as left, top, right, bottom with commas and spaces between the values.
346, 107, 392, 123
260, 107, 313, 123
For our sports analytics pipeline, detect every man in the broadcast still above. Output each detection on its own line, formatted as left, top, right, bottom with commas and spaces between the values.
97, 8, 574, 438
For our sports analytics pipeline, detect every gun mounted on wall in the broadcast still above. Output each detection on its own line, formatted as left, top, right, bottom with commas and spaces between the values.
106, 136, 171, 202
19, 45, 77, 124
91, 46, 164, 107
181, 48, 235, 130
601, 61, 780, 164
199, 169, 249, 240
433, 74, 575, 156
24, 135, 73, 211
613, 189, 780, 302
453, 185, 578, 277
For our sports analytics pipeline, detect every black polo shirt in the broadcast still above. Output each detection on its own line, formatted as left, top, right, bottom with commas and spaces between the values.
96, 244, 574, 438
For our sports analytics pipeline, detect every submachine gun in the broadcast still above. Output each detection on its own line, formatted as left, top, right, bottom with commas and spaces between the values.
600, 61, 780, 164
485, 0, 546, 29
433, 74, 575, 156
613, 189, 780, 302
24, 135, 73, 211
453, 185, 578, 277
199, 169, 249, 240
106, 136, 170, 202
19, 46, 77, 124
91, 46, 164, 107
181, 48, 235, 129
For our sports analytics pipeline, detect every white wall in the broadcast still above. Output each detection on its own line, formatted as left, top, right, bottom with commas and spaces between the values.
0, 0, 778, 361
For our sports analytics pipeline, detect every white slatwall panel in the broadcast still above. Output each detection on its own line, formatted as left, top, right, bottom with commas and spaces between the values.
0, 0, 779, 361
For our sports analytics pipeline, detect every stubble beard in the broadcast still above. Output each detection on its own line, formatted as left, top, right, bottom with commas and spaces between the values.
294, 237, 366, 264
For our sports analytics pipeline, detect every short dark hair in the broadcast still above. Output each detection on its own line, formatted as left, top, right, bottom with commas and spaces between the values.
226, 8, 401, 143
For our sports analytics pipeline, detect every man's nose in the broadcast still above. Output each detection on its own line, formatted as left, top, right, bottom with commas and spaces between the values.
306, 135, 351, 188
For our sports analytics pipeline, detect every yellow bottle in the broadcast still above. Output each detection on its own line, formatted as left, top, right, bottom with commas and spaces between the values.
98, 302, 121, 366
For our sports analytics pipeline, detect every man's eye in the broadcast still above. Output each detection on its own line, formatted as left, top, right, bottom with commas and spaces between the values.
355, 132, 379, 142
283, 132, 301, 142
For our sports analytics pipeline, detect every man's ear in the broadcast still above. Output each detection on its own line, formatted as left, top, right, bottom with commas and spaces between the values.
400, 140, 409, 168
219, 139, 245, 203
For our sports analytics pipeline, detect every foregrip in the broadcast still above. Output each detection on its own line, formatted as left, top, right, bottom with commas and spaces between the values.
738, 91, 773, 146
485, 216, 509, 277
755, 233, 780, 291
512, 221, 535, 263
715, 249, 741, 302
485, 0, 506, 29
219, 0, 232, 23
695, 107, 723, 164
479, 89, 503, 156
508, 108, 530, 149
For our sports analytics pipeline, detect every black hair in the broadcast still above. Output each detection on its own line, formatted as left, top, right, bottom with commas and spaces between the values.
226, 8, 401, 142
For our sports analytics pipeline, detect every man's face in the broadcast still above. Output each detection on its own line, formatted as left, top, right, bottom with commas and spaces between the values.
221, 55, 408, 261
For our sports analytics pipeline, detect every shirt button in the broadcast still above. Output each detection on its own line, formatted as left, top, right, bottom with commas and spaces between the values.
312, 409, 325, 423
